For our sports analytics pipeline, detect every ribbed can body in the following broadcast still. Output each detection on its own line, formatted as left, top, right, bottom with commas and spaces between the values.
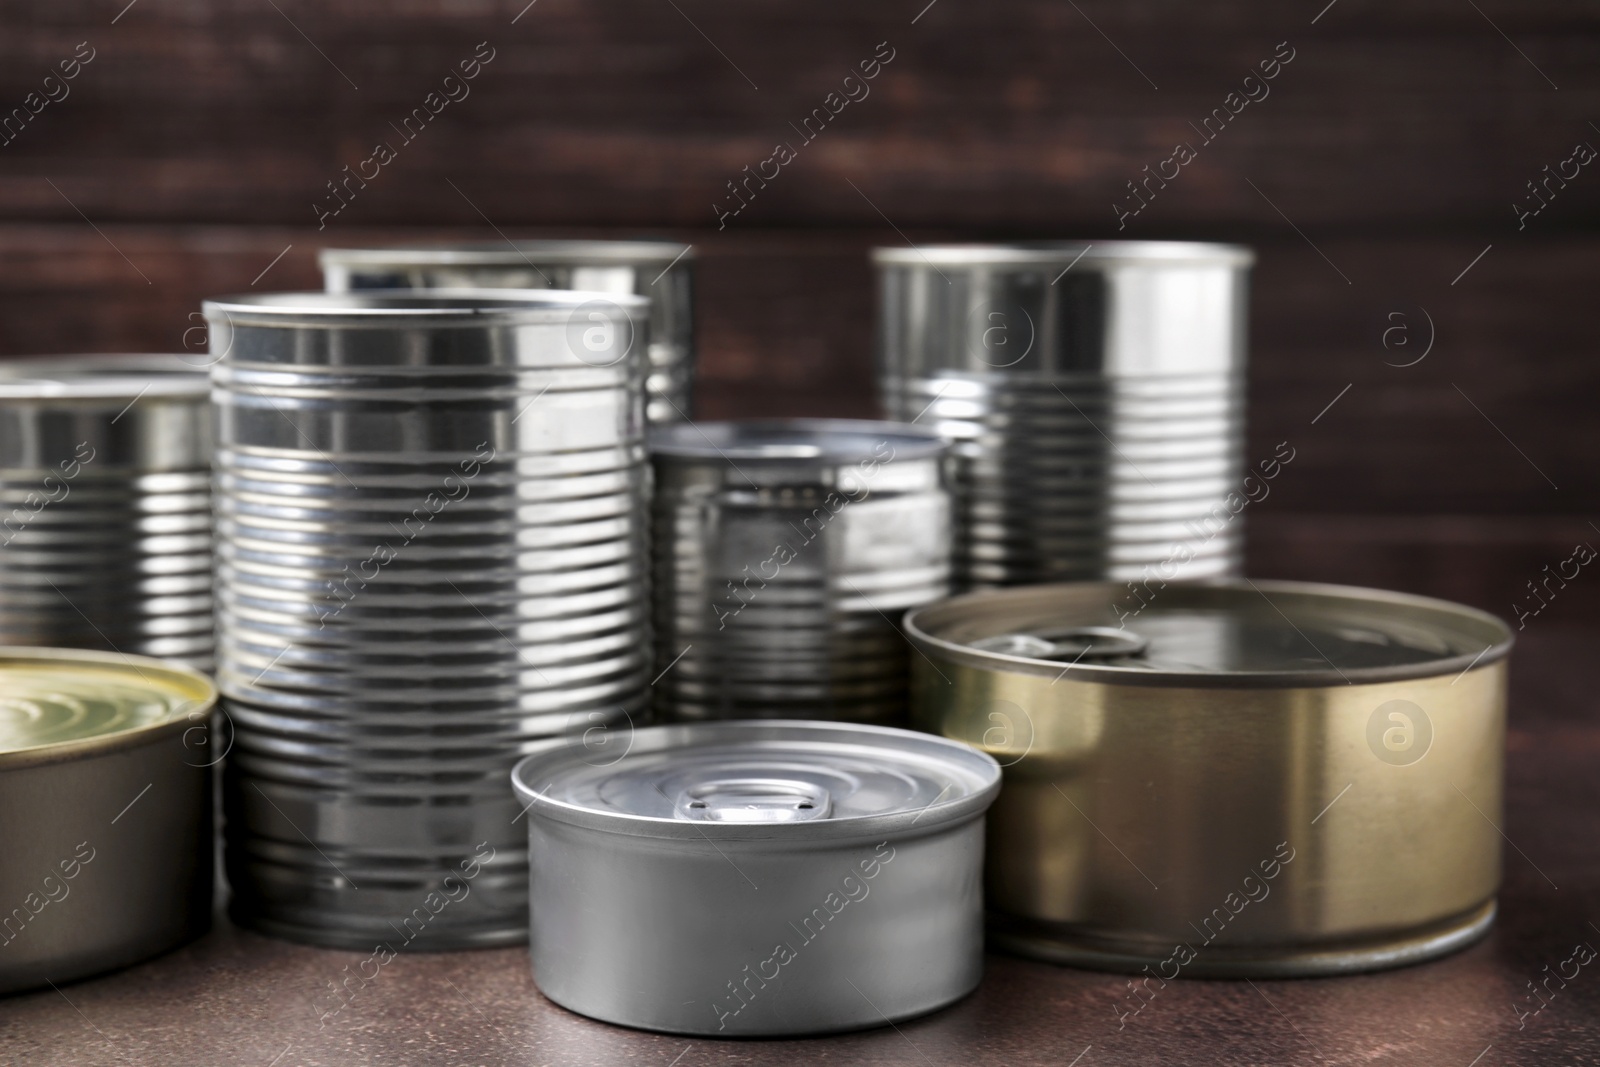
321, 241, 694, 426
207, 290, 650, 948
0, 356, 213, 670
874, 242, 1253, 590
650, 420, 949, 725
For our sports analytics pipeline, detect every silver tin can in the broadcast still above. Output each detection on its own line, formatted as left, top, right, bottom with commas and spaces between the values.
874, 241, 1254, 589
510, 720, 1001, 1036
0, 648, 215, 994
649, 420, 950, 724
0, 355, 213, 670
320, 241, 694, 425
205, 289, 651, 948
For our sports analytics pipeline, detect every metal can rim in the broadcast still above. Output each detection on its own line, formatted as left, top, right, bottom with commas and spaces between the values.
202, 288, 649, 326
648, 418, 948, 465
871, 240, 1255, 268
0, 354, 210, 401
511, 719, 1000, 841
318, 240, 695, 270
904, 579, 1513, 689
0, 647, 217, 769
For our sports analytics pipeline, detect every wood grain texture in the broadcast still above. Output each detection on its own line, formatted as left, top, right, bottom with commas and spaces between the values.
1247, 514, 1600, 626
0, 2, 1595, 230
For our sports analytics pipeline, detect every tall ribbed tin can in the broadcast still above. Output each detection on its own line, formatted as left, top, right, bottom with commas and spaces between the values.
0, 355, 213, 670
874, 242, 1254, 589
320, 240, 694, 425
650, 420, 949, 725
205, 290, 651, 949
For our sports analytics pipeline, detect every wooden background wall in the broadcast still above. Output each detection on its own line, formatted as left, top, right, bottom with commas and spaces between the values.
1, 0, 1596, 624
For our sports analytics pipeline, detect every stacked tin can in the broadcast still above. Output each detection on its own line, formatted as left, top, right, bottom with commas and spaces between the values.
650, 419, 950, 724
0, 355, 213, 670
874, 242, 1253, 589
206, 289, 650, 948
320, 240, 695, 425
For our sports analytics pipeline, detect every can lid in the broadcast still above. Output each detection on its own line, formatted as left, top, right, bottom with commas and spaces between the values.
0, 648, 215, 763
0, 355, 209, 401
906, 580, 1514, 688
648, 419, 947, 465
203, 288, 649, 326
871, 240, 1255, 268
511, 721, 1000, 841
318, 240, 694, 269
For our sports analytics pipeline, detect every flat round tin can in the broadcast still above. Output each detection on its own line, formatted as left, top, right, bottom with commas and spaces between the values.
511, 720, 1000, 1035
906, 580, 1513, 977
0, 648, 215, 994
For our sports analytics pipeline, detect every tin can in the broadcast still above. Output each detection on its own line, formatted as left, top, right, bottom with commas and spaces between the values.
0, 647, 215, 994
320, 240, 694, 425
511, 719, 1001, 1035
205, 289, 651, 949
649, 419, 950, 724
0, 355, 213, 670
873, 242, 1253, 590
906, 580, 1512, 976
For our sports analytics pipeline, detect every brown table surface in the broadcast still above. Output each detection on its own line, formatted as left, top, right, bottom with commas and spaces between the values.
4, 626, 1597, 1067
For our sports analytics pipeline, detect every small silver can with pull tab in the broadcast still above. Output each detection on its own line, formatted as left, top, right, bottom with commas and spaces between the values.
510, 720, 1001, 1035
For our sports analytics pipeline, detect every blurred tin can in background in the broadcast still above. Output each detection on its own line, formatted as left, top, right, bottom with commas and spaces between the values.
206, 289, 650, 948
0, 356, 212, 670
650, 419, 949, 724
320, 240, 694, 425
874, 242, 1253, 589
907, 580, 1511, 976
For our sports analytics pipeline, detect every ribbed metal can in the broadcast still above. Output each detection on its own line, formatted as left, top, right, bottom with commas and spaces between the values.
204, 289, 651, 949
0, 355, 212, 670
649, 419, 950, 725
320, 240, 694, 425
874, 242, 1254, 590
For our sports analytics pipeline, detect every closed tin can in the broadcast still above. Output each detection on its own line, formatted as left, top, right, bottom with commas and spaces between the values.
205, 289, 650, 948
320, 240, 695, 425
874, 242, 1253, 590
511, 719, 1001, 1035
0, 355, 213, 670
907, 580, 1512, 976
0, 647, 215, 994
650, 420, 950, 724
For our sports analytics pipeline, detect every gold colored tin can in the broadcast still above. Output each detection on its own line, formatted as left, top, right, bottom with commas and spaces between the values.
0, 648, 215, 994
906, 581, 1512, 977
